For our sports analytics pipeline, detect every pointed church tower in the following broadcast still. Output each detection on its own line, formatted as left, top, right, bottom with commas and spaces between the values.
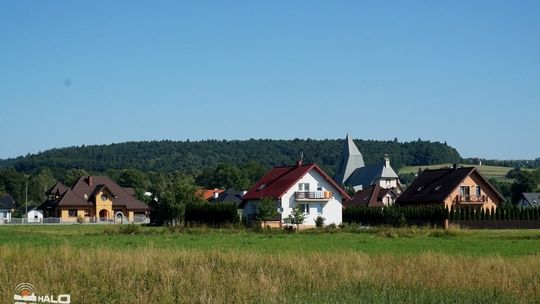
334, 134, 365, 185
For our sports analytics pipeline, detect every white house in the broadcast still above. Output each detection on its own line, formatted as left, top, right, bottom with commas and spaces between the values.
27, 209, 44, 223
0, 194, 15, 224
240, 161, 351, 227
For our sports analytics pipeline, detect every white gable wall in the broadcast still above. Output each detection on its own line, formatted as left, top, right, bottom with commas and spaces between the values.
280, 169, 343, 225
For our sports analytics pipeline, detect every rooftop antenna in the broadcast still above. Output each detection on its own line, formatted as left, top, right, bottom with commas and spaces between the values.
300, 152, 304, 162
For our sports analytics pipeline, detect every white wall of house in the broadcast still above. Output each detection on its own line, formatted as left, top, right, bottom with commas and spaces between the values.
27, 209, 43, 223
0, 209, 11, 223
377, 178, 399, 189
244, 169, 344, 226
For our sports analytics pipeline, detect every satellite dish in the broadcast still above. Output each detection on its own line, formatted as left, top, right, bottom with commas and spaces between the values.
277, 207, 284, 213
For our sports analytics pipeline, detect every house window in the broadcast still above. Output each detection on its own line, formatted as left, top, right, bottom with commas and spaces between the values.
476, 186, 481, 196
84, 210, 90, 217
316, 204, 322, 214
101, 194, 108, 201
317, 183, 323, 191
299, 203, 310, 214
68, 209, 77, 217
460, 186, 470, 198
298, 183, 310, 191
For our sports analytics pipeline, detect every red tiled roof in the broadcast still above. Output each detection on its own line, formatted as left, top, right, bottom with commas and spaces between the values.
242, 163, 351, 201
196, 189, 225, 200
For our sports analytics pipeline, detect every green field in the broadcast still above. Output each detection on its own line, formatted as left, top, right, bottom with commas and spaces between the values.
400, 163, 515, 180
1, 225, 540, 303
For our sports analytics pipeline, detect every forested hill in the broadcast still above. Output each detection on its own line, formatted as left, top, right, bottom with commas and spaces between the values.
0, 139, 460, 176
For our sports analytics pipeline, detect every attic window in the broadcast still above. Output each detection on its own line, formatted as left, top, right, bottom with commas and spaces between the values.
417, 186, 424, 192
258, 184, 267, 190
434, 185, 442, 191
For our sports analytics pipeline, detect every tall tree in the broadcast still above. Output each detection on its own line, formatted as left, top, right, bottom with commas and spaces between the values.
257, 197, 278, 227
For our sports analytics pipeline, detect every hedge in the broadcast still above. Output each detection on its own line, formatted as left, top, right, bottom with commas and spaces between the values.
449, 206, 540, 221
185, 202, 240, 227
343, 206, 448, 227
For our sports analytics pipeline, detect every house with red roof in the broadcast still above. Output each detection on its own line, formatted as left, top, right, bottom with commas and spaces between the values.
240, 161, 351, 227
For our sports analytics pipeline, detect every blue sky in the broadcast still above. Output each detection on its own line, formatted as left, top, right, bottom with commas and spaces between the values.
1, 1, 539, 160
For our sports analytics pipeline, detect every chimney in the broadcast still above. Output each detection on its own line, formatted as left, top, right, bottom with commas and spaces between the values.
213, 190, 220, 199
296, 160, 302, 167
384, 154, 390, 168
452, 163, 458, 170
87, 176, 93, 186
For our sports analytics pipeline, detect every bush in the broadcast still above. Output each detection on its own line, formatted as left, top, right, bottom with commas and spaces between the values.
185, 202, 240, 227
119, 224, 141, 235
315, 216, 325, 228
343, 206, 448, 227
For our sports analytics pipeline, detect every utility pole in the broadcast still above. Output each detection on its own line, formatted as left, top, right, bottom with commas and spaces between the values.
25, 176, 28, 218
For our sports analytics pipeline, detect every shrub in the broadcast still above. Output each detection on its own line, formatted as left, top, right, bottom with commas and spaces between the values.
119, 224, 141, 235
185, 202, 240, 227
315, 216, 325, 228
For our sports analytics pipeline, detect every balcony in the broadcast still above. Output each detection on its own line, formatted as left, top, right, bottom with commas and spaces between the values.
454, 195, 487, 205
295, 191, 333, 201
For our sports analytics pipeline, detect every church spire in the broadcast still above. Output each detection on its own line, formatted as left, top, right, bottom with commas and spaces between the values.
334, 134, 365, 185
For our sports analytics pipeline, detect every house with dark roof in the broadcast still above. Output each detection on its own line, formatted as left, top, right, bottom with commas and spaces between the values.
396, 166, 505, 211
209, 189, 245, 208
38, 176, 149, 223
517, 193, 540, 208
0, 194, 15, 223
240, 161, 351, 227
334, 135, 401, 192
344, 185, 398, 208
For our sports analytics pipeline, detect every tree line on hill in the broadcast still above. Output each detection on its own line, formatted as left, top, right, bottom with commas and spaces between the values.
0, 138, 460, 175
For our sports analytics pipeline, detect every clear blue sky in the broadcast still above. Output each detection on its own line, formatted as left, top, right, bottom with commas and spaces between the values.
1, 1, 539, 160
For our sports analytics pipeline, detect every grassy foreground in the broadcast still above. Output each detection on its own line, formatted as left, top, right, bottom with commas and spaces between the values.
1, 225, 539, 303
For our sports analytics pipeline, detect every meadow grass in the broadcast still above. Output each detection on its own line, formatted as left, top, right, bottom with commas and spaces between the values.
0, 225, 539, 303
399, 163, 517, 179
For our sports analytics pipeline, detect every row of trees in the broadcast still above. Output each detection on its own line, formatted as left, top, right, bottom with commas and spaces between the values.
450, 206, 540, 221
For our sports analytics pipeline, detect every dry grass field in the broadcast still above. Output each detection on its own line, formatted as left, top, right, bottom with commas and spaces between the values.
0, 225, 539, 303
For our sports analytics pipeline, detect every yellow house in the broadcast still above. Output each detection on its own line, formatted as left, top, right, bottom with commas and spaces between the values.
38, 176, 149, 223
396, 166, 505, 211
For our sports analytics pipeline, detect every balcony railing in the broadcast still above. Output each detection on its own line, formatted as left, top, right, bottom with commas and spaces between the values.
295, 191, 333, 200
454, 195, 487, 204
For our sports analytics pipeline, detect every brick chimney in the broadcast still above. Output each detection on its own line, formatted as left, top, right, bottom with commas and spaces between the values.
87, 176, 93, 186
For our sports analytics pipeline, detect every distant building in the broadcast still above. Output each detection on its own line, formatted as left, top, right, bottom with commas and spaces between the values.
27, 209, 43, 223
240, 161, 350, 227
38, 176, 149, 223
210, 189, 246, 208
344, 185, 399, 208
517, 193, 540, 208
196, 189, 225, 201
0, 194, 15, 223
334, 134, 400, 192
396, 166, 505, 211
